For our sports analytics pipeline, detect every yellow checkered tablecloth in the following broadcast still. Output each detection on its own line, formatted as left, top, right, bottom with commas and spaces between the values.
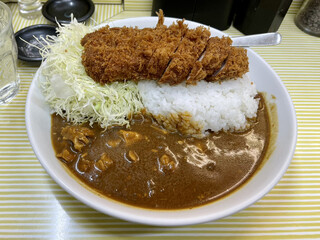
0, 0, 320, 239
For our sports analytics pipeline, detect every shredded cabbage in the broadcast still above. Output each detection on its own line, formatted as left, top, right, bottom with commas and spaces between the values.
39, 19, 144, 128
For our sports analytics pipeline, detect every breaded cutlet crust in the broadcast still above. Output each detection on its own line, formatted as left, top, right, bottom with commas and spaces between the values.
81, 10, 249, 85
187, 37, 232, 85
81, 10, 187, 84
159, 26, 211, 85
147, 20, 187, 80
205, 47, 249, 82
82, 27, 139, 83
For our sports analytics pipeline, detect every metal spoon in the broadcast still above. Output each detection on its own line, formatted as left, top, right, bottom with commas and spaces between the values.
231, 32, 282, 47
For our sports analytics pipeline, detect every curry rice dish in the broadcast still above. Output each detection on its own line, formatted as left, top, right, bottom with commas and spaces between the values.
52, 94, 270, 209
48, 11, 272, 209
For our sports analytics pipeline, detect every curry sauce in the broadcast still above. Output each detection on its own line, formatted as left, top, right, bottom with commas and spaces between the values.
51, 94, 270, 209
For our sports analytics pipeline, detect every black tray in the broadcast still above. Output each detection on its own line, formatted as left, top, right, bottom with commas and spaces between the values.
42, 0, 95, 24
15, 24, 57, 62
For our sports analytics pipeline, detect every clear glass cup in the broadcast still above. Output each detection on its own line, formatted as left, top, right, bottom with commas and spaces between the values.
0, 2, 20, 105
294, 0, 320, 37
18, 0, 42, 19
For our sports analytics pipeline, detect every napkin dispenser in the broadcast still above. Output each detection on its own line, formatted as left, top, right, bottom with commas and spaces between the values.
151, 0, 236, 30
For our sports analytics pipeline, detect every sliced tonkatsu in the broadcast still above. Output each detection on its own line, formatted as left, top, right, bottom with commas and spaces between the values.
206, 47, 249, 82
187, 36, 232, 85
146, 19, 187, 80
158, 26, 210, 85
80, 10, 249, 86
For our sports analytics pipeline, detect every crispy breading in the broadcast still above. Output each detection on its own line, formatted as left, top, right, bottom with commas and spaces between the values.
159, 26, 210, 85
145, 9, 186, 80
146, 20, 187, 80
81, 10, 249, 85
81, 10, 187, 84
187, 36, 232, 85
81, 27, 139, 83
206, 47, 249, 82
156, 9, 164, 27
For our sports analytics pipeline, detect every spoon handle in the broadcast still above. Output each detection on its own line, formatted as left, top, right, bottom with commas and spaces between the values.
231, 32, 282, 47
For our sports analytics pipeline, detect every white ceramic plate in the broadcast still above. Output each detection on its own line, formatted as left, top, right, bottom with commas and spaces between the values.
25, 17, 297, 226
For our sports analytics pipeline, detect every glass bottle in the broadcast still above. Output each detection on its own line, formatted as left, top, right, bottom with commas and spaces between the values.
18, 0, 42, 19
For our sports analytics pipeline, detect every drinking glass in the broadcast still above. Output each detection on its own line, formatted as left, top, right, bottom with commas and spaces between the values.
0, 2, 20, 105
18, 0, 42, 19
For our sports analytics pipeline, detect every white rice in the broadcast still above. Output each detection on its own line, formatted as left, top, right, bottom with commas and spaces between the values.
137, 74, 259, 135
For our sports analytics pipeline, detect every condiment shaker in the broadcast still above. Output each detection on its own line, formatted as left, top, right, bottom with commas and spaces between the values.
294, 0, 320, 37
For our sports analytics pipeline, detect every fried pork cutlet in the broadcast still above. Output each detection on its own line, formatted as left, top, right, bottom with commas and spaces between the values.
206, 47, 249, 82
159, 26, 210, 85
147, 20, 187, 80
81, 27, 140, 83
108, 27, 164, 81
187, 36, 232, 85
81, 10, 249, 85
81, 10, 186, 83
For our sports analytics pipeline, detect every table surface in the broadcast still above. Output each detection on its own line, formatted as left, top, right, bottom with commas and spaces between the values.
1, 1, 320, 239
